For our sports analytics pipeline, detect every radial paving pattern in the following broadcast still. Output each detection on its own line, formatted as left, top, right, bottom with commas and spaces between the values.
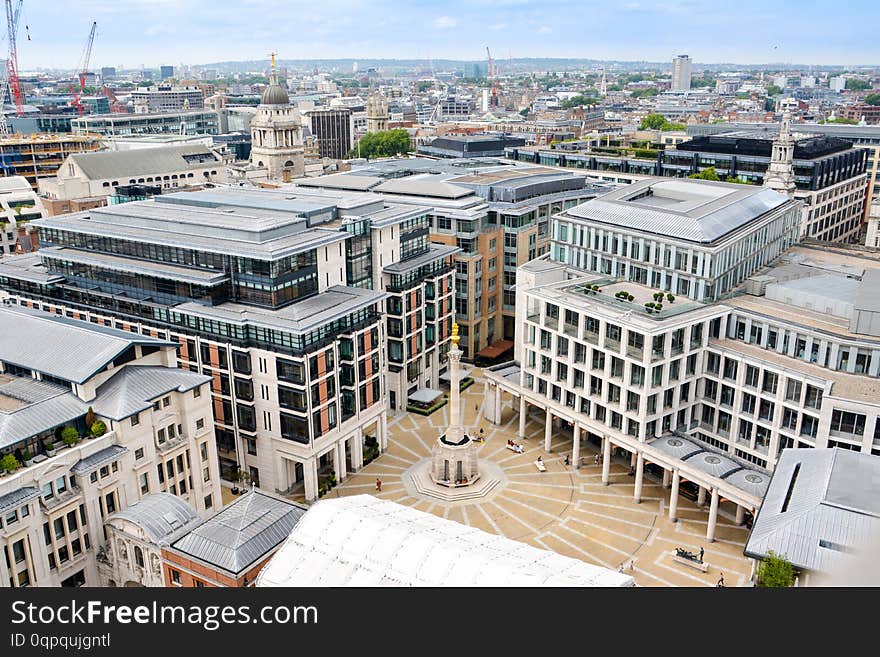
329, 371, 754, 587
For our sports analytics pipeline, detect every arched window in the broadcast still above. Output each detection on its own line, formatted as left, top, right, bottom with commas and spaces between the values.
134, 546, 144, 568
284, 160, 294, 167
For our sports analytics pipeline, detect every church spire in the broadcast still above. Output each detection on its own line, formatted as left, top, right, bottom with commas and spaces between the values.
763, 109, 797, 197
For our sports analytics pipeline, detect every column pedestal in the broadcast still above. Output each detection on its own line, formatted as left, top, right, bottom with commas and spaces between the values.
633, 453, 644, 503
669, 470, 680, 522
544, 409, 553, 452
707, 488, 720, 542
602, 436, 611, 485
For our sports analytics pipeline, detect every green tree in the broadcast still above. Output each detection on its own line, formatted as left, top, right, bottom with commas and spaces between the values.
61, 426, 80, 447
631, 87, 660, 99
756, 550, 796, 587
845, 79, 871, 91
640, 113, 668, 130
820, 117, 859, 125
349, 129, 412, 160
765, 84, 782, 97
1, 454, 20, 472
561, 94, 599, 109
689, 167, 721, 181
865, 93, 880, 106
90, 420, 107, 437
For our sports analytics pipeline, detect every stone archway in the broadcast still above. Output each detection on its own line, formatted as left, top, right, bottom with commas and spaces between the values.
123, 580, 144, 588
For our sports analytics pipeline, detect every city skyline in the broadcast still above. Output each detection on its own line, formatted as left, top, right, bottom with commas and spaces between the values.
14, 0, 880, 71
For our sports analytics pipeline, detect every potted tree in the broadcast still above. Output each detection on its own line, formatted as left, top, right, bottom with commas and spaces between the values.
21, 450, 33, 467
90, 420, 107, 438
1, 453, 20, 474
44, 440, 56, 457
666, 293, 676, 303
237, 470, 251, 494
61, 426, 80, 448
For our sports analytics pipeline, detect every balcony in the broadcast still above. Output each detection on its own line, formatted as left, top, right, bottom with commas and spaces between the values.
563, 322, 579, 338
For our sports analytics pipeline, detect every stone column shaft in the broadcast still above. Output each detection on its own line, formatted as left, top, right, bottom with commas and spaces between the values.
669, 470, 680, 522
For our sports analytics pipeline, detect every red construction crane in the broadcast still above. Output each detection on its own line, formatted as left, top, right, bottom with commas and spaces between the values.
4, 0, 23, 117
486, 46, 498, 108
68, 21, 96, 115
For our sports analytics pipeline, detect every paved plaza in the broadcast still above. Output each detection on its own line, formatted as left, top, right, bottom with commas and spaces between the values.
328, 369, 754, 587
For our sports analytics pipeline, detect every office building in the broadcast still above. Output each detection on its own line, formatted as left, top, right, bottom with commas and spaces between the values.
839, 104, 880, 126
160, 66, 174, 81
418, 135, 526, 159
483, 179, 880, 543
688, 121, 880, 214
71, 110, 220, 137
297, 158, 611, 363
131, 86, 204, 113
0, 133, 102, 190
304, 108, 353, 160
509, 115, 870, 243
671, 55, 692, 92
0, 186, 457, 501
0, 177, 44, 255
100, 67, 116, 81
0, 305, 220, 588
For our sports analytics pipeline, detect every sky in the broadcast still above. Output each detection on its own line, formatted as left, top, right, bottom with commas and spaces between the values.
12, 0, 880, 71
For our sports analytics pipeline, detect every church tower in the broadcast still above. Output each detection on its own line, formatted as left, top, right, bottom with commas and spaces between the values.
762, 110, 797, 198
365, 92, 389, 133
250, 53, 304, 182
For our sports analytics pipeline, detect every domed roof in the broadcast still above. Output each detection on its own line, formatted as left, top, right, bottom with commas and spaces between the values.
261, 79, 290, 106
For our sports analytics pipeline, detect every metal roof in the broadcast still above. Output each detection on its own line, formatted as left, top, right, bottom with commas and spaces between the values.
0, 377, 88, 450
564, 178, 792, 244
0, 487, 40, 514
650, 435, 704, 461
92, 365, 210, 421
382, 244, 460, 275
173, 284, 386, 335
374, 177, 474, 200
41, 247, 230, 286
853, 269, 880, 313
745, 448, 880, 575
0, 306, 174, 384
69, 145, 219, 180
170, 490, 307, 576
256, 495, 635, 587
71, 444, 129, 475
107, 492, 200, 544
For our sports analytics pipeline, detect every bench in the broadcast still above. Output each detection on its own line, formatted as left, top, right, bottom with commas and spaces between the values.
534, 460, 546, 472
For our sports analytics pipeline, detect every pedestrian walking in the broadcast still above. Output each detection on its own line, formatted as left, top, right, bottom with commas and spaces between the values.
716, 572, 724, 588
375, 478, 382, 492
699, 547, 704, 563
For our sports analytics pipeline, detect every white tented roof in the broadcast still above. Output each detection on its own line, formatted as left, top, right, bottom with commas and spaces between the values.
256, 495, 635, 587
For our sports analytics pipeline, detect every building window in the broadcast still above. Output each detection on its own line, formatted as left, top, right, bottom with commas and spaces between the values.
171, 570, 181, 585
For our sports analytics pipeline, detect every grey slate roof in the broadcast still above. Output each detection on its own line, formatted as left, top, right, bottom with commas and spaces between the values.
170, 490, 307, 576
683, 450, 742, 479
0, 305, 174, 384
564, 178, 791, 244
853, 269, 880, 313
745, 448, 880, 575
92, 366, 210, 421
0, 377, 88, 450
69, 145, 219, 181
0, 487, 40, 514
107, 493, 200, 544
71, 445, 128, 475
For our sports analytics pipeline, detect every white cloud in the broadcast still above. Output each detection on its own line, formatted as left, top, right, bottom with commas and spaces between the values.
537, 25, 552, 34
434, 16, 458, 29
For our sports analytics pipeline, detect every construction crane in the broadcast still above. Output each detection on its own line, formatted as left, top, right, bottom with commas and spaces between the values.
68, 21, 96, 116
0, 0, 24, 134
486, 46, 498, 108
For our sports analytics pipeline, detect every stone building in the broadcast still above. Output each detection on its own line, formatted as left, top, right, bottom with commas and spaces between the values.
249, 54, 304, 182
